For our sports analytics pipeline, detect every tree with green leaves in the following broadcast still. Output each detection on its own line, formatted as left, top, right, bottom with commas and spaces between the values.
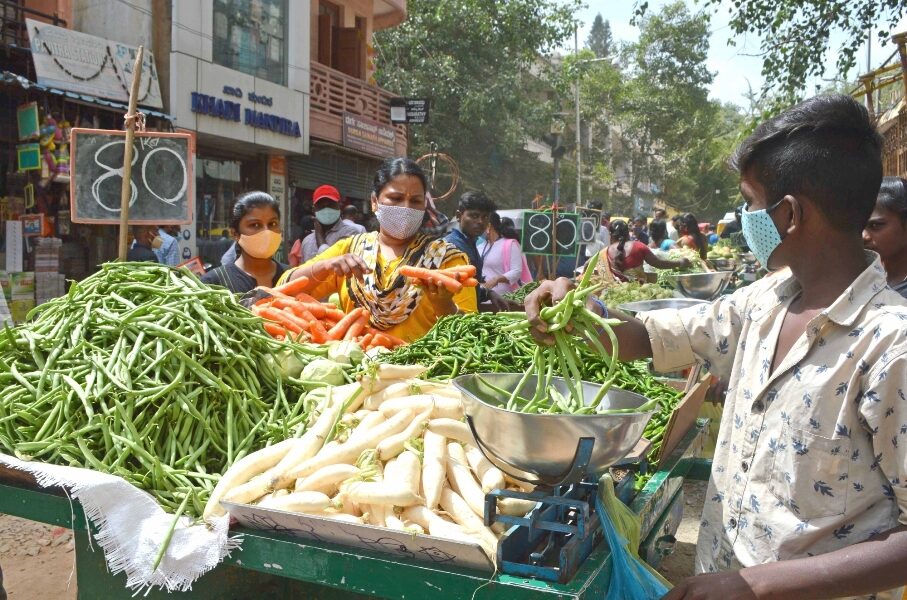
639, 0, 904, 104
374, 0, 581, 208
586, 14, 613, 59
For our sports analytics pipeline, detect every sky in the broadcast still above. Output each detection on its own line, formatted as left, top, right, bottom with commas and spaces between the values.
571, 1, 907, 108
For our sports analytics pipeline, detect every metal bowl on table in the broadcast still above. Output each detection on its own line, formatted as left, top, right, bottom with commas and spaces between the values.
673, 271, 733, 300
453, 373, 657, 486
711, 258, 737, 272
616, 298, 707, 316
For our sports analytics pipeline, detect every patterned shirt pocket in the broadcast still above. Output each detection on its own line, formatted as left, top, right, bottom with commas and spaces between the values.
769, 425, 850, 520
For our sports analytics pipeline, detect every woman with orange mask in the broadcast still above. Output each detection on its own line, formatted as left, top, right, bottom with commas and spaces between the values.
201, 191, 287, 294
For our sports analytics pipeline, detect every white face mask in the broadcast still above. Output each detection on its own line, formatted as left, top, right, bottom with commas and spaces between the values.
315, 207, 341, 226
375, 205, 425, 240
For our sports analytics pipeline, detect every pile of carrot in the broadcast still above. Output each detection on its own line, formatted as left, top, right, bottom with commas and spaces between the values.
399, 264, 479, 294
250, 276, 405, 351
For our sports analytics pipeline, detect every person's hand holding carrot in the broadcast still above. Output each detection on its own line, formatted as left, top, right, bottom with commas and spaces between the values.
420, 277, 458, 315
312, 253, 372, 282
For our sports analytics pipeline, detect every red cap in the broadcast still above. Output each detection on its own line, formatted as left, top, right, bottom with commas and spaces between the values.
313, 185, 341, 203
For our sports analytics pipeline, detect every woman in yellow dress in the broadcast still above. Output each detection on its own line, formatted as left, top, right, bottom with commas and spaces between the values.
279, 158, 476, 342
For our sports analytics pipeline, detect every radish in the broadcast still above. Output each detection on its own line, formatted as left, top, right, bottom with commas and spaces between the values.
281, 408, 416, 485
257, 490, 334, 514
427, 418, 474, 445
446, 443, 487, 518
379, 395, 463, 420
395, 450, 422, 498
317, 512, 365, 524
361, 381, 412, 410
294, 463, 360, 495
341, 480, 424, 507
376, 408, 432, 460
203, 437, 296, 521
346, 411, 386, 442
497, 497, 538, 517
465, 446, 506, 493
439, 487, 498, 555
421, 430, 447, 509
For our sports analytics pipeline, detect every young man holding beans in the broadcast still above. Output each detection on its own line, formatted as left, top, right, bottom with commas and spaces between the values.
527, 94, 907, 600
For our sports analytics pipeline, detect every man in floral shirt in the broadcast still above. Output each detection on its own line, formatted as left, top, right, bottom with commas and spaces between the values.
527, 94, 907, 599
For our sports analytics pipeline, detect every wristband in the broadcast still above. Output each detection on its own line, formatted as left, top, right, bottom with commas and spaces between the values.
589, 295, 609, 319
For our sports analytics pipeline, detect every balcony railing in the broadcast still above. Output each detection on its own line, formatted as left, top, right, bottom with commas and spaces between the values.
309, 61, 407, 157
0, 0, 67, 47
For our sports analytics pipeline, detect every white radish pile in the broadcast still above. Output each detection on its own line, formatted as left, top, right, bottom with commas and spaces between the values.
204, 363, 535, 560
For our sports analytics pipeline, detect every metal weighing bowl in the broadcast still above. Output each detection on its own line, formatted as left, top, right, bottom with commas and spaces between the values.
711, 258, 737, 272
453, 373, 656, 485
674, 271, 733, 300
617, 298, 707, 315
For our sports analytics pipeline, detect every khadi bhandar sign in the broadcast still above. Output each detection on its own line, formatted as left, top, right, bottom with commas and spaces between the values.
342, 113, 396, 158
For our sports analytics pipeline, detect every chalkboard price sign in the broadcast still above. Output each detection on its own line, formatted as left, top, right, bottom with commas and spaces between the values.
580, 217, 598, 244
70, 129, 195, 224
521, 211, 579, 256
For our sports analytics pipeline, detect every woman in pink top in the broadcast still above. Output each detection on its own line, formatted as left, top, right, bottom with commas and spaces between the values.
603, 219, 689, 282
478, 214, 530, 295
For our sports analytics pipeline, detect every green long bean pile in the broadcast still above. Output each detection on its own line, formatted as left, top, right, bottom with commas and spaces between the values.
503, 281, 541, 304
0, 262, 321, 516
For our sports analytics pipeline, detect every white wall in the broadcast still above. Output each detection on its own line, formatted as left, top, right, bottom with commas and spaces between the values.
72, 0, 153, 48
170, 0, 310, 155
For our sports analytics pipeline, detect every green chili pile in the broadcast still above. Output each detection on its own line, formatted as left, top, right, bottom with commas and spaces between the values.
0, 262, 322, 516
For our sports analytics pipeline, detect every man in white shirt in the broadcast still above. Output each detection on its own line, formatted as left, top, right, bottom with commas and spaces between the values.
300, 185, 363, 263
527, 94, 907, 600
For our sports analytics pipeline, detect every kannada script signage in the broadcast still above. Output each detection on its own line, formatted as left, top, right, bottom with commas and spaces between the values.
342, 113, 396, 158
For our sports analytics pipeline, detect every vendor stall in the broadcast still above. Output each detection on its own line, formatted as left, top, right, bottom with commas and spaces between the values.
0, 254, 716, 599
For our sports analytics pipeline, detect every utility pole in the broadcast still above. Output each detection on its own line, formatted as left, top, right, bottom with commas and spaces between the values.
575, 25, 582, 210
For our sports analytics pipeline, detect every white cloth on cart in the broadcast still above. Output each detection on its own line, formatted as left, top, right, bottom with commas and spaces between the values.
0, 453, 239, 593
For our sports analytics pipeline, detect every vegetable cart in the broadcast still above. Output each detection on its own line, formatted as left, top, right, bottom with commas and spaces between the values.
0, 418, 709, 599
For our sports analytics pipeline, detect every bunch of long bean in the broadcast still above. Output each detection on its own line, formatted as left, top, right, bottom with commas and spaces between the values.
502, 281, 541, 304
0, 262, 323, 516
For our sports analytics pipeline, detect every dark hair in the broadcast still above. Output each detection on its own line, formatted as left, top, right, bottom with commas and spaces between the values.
457, 191, 496, 214
342, 204, 360, 217
609, 219, 631, 272
654, 208, 667, 217
680, 213, 708, 259
372, 157, 428, 197
877, 176, 907, 223
731, 93, 882, 233
488, 213, 519, 241
230, 191, 280, 231
649, 219, 668, 245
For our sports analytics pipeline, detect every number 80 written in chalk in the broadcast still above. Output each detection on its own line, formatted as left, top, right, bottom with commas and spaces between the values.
90, 139, 188, 213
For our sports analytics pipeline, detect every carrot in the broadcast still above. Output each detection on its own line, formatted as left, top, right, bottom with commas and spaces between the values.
308, 320, 329, 344
343, 313, 369, 341
273, 275, 311, 297
259, 307, 304, 335
263, 322, 289, 338
295, 302, 326, 319
294, 292, 320, 304
398, 266, 463, 294
323, 307, 347, 322
279, 308, 313, 331
327, 307, 366, 341
254, 287, 295, 301
359, 333, 374, 348
461, 277, 480, 287
371, 332, 406, 349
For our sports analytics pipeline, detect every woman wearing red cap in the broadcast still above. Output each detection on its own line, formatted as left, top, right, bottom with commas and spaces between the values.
279, 158, 477, 342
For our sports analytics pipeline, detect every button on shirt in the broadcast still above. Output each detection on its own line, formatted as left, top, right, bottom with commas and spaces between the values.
642, 253, 907, 600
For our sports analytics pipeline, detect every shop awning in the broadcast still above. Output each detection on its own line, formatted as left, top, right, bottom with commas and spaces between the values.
0, 71, 175, 121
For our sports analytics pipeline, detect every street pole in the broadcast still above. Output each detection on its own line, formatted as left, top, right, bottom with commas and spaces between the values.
575, 26, 582, 210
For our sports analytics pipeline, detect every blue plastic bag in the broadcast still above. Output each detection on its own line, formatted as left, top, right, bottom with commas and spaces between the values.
596, 474, 671, 600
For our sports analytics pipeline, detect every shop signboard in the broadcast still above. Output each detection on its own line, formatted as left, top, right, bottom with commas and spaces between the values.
389, 97, 430, 124
342, 112, 396, 158
69, 129, 195, 225
26, 19, 163, 108
520, 210, 579, 257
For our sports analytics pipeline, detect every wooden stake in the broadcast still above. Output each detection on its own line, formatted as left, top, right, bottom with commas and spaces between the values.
118, 46, 144, 261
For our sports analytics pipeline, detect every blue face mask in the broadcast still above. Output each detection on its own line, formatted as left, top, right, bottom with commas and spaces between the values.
315, 207, 341, 226
740, 200, 784, 269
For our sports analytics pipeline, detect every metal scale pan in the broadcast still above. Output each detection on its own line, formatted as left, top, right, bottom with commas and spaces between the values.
453, 373, 657, 487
